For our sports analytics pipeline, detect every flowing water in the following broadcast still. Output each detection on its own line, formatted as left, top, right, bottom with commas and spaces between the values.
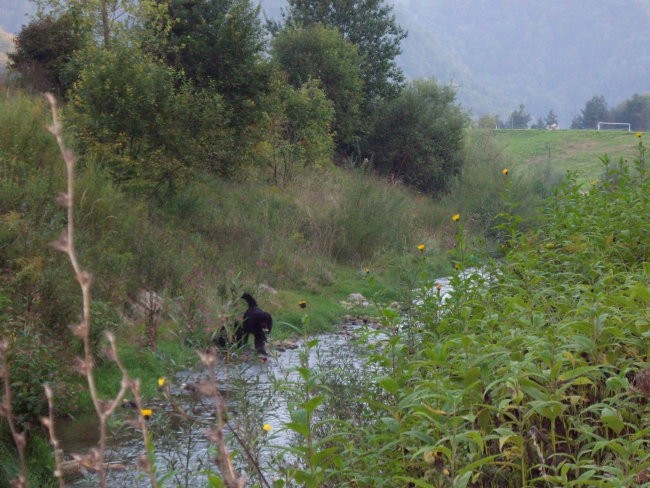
59, 275, 459, 487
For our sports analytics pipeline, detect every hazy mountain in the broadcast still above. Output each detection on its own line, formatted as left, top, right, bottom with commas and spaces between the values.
261, 0, 650, 126
2, 0, 649, 126
0, 28, 13, 73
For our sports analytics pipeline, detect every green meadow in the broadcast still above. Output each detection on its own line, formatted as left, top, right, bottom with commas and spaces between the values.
492, 129, 640, 182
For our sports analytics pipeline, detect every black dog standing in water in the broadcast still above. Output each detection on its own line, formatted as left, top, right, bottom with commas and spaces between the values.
236, 293, 273, 356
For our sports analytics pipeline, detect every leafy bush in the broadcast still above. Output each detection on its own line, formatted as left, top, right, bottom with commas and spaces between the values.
312, 140, 650, 486
365, 79, 468, 195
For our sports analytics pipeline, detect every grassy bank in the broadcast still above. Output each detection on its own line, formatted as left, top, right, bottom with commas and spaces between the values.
492, 129, 639, 182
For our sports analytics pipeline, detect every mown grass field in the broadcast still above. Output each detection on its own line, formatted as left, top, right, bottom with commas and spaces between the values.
491, 129, 640, 182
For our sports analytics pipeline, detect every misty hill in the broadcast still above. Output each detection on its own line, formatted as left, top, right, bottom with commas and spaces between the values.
3, 0, 649, 126
0, 28, 13, 73
260, 0, 650, 126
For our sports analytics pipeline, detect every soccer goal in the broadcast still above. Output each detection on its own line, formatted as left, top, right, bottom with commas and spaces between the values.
597, 122, 631, 131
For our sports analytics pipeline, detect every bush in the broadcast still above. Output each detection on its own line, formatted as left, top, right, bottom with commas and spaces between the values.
364, 79, 467, 195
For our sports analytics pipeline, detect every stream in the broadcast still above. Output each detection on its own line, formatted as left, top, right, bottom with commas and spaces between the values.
58, 275, 457, 487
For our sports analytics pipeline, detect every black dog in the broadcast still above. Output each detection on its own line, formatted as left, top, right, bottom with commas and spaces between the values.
235, 293, 273, 356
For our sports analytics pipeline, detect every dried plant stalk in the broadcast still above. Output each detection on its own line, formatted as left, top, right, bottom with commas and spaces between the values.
45, 93, 158, 487
0, 340, 28, 488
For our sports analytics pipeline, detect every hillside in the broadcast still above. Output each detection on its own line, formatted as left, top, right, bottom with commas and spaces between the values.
0, 27, 12, 73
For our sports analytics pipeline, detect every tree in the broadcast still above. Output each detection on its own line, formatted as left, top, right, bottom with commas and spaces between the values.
148, 0, 269, 132
68, 45, 231, 192
33, 0, 146, 49
272, 24, 363, 151
364, 79, 467, 196
279, 0, 407, 103
8, 12, 87, 95
476, 114, 498, 129
530, 116, 545, 129
578, 95, 609, 129
260, 74, 335, 185
611, 93, 650, 131
509, 103, 531, 129
545, 109, 558, 127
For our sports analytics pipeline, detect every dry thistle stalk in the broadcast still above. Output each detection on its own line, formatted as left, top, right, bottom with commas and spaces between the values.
42, 384, 65, 488
45, 93, 158, 487
203, 348, 249, 488
0, 340, 29, 487
45, 92, 254, 488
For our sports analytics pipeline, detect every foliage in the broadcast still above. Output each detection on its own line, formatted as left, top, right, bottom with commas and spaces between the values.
32, 0, 150, 49
610, 93, 650, 131
67, 44, 233, 192
545, 109, 558, 127
416, 145, 646, 485
365, 79, 467, 195
260, 75, 335, 184
8, 12, 88, 95
571, 94, 609, 130
509, 103, 531, 129
279, 0, 407, 103
148, 0, 269, 126
281, 139, 649, 487
446, 130, 554, 239
272, 24, 363, 151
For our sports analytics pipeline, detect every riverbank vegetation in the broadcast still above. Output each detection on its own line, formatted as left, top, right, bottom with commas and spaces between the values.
2, 93, 647, 488
0, 0, 647, 486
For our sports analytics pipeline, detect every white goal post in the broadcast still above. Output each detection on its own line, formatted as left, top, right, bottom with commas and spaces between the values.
597, 122, 631, 131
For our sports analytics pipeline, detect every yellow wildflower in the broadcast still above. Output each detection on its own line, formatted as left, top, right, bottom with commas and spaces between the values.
502, 168, 509, 175
158, 378, 166, 388
452, 213, 460, 222
299, 300, 307, 309
417, 243, 425, 252
140, 409, 153, 419
263, 423, 272, 432
636, 131, 643, 138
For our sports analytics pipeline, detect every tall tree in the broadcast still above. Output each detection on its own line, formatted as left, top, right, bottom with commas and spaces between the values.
611, 93, 650, 131
33, 0, 147, 49
8, 12, 87, 94
509, 103, 531, 129
364, 79, 467, 196
148, 0, 269, 131
580, 95, 609, 129
545, 109, 558, 127
279, 0, 407, 103
272, 24, 363, 151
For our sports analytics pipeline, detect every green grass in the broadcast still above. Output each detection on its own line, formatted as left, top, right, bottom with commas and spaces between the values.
491, 129, 640, 182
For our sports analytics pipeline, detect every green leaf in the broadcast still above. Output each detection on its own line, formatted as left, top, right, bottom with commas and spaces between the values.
378, 376, 400, 394
285, 421, 310, 438
600, 407, 624, 434
303, 395, 324, 414
454, 470, 473, 488
381, 416, 400, 433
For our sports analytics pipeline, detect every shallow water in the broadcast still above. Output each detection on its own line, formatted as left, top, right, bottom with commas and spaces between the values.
58, 276, 463, 487
59, 321, 375, 487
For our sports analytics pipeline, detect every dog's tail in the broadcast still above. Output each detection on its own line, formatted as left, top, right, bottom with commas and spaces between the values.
241, 292, 257, 308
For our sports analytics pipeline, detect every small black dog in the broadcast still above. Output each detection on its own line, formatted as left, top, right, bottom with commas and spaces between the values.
235, 293, 273, 355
